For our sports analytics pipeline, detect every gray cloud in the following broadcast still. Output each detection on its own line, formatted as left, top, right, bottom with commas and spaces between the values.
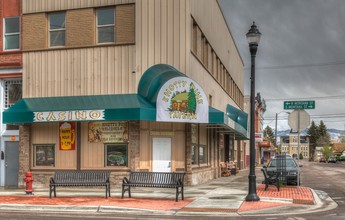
219, 0, 345, 130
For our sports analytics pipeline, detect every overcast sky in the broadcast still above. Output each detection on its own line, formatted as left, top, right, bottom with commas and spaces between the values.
219, 0, 345, 131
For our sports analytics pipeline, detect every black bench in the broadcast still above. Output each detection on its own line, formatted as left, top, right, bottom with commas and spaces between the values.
122, 172, 185, 202
261, 168, 280, 191
49, 171, 111, 198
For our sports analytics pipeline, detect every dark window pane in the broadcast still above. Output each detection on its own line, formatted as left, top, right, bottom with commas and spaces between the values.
50, 31, 65, 46
106, 145, 128, 167
50, 13, 65, 29
97, 8, 114, 25
5, 35, 20, 50
35, 145, 55, 166
5, 17, 19, 33
8, 83, 22, 104
98, 27, 114, 43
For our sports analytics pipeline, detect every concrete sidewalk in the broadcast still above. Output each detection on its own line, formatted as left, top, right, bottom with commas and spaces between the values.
0, 168, 337, 217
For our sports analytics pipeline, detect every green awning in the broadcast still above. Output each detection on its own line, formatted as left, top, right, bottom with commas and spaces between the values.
225, 104, 248, 140
3, 94, 156, 124
4, 94, 225, 124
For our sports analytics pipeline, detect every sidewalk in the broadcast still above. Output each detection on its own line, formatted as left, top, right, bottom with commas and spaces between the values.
0, 167, 337, 217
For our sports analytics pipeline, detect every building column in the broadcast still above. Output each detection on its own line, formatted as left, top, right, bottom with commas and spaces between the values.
18, 124, 31, 187
129, 121, 140, 171
185, 124, 192, 185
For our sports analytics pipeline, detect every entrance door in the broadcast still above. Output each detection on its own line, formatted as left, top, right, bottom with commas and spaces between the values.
5, 141, 19, 188
152, 137, 171, 172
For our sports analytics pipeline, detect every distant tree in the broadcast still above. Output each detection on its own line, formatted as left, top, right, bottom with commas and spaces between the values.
339, 134, 345, 143
299, 153, 304, 160
317, 120, 330, 147
263, 125, 276, 146
321, 145, 333, 160
307, 121, 319, 160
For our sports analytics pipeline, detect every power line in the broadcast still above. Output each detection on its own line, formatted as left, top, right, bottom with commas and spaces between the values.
244, 60, 345, 70
264, 95, 345, 102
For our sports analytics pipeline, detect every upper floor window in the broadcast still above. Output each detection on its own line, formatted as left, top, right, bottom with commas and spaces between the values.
97, 7, 115, 43
4, 17, 20, 50
5, 79, 22, 108
49, 12, 66, 47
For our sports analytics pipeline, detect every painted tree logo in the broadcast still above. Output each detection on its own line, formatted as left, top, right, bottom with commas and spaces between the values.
186, 82, 196, 114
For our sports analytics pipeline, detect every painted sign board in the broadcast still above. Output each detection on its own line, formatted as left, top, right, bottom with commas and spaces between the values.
34, 110, 105, 122
284, 100, 315, 110
88, 121, 128, 143
255, 133, 263, 142
59, 122, 76, 150
156, 77, 209, 123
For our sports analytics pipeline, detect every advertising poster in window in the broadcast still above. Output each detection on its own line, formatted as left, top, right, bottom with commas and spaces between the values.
88, 121, 128, 143
59, 122, 76, 150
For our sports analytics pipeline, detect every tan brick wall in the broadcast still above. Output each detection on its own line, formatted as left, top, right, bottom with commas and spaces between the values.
66, 8, 95, 47
22, 13, 47, 50
116, 4, 135, 44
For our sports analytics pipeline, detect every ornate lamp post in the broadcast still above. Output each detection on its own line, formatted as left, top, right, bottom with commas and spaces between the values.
245, 22, 261, 202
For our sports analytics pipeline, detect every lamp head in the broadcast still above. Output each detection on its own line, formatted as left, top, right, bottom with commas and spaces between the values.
246, 22, 262, 45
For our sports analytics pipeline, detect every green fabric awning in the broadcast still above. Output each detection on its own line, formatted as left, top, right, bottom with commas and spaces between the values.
3, 94, 156, 124
3, 94, 225, 124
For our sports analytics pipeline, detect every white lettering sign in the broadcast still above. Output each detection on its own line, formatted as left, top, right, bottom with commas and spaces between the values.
34, 110, 105, 122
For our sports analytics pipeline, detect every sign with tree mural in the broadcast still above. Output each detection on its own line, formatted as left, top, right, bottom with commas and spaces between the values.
156, 77, 209, 123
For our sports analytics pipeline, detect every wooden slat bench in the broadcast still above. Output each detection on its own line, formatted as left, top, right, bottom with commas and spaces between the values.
49, 171, 111, 198
122, 172, 185, 202
261, 168, 280, 191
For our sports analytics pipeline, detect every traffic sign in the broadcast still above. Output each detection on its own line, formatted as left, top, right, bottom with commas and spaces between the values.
288, 109, 310, 130
284, 100, 315, 110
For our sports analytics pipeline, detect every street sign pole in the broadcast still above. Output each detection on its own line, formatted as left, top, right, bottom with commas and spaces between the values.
297, 110, 300, 187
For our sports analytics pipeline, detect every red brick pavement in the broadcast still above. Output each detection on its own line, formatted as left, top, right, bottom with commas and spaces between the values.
0, 196, 193, 211
0, 184, 315, 213
238, 184, 315, 212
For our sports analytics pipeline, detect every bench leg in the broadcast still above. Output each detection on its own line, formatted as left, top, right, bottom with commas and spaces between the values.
181, 186, 184, 200
49, 185, 52, 198
108, 185, 111, 198
122, 185, 131, 198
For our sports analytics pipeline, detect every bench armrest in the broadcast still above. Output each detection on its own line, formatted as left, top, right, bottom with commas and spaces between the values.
49, 177, 55, 184
122, 177, 129, 184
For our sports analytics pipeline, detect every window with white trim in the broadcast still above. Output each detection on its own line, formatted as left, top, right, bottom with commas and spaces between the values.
97, 7, 115, 43
4, 17, 20, 50
4, 79, 22, 108
49, 12, 66, 47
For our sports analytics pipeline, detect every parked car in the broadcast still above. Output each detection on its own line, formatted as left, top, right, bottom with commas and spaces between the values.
328, 156, 337, 163
319, 157, 326, 163
264, 157, 301, 185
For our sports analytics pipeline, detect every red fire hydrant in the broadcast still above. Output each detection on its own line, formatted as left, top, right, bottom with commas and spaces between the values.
23, 170, 34, 195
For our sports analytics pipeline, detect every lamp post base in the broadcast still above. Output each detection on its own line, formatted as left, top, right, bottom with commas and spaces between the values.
245, 175, 260, 201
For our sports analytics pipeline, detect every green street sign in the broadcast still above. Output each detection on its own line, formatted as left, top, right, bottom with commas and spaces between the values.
284, 100, 315, 110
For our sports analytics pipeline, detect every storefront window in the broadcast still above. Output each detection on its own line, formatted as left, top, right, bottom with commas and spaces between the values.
33, 144, 55, 167
191, 145, 196, 164
105, 144, 128, 167
199, 145, 207, 164
191, 124, 198, 165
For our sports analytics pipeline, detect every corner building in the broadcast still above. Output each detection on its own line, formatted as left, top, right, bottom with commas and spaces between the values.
4, 0, 248, 187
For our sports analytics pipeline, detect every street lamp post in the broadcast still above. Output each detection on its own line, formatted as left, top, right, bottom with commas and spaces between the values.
245, 22, 261, 202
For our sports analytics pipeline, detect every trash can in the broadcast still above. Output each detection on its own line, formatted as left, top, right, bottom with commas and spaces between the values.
230, 165, 237, 176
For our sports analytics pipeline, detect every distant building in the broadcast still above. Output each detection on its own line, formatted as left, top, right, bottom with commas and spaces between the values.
0, 0, 23, 187
331, 142, 345, 156
280, 130, 310, 159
